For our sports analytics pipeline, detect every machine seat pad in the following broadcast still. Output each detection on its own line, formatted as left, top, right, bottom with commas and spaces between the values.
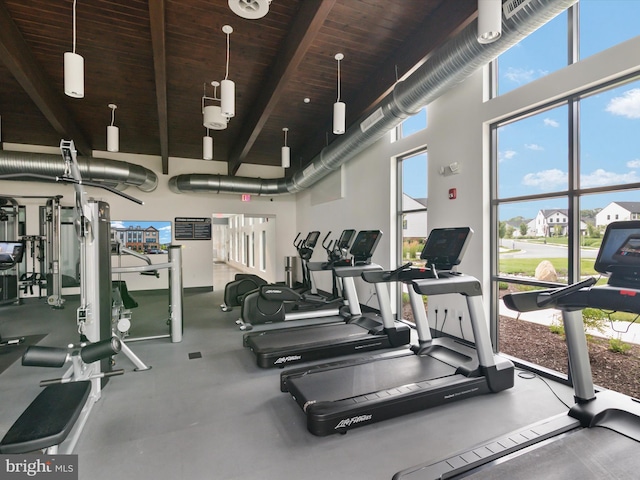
0, 381, 91, 453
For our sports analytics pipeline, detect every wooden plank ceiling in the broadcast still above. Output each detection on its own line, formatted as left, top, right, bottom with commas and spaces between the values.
0, 0, 477, 176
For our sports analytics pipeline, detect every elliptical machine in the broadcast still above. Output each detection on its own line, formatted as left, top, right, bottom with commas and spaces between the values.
236, 229, 356, 331
220, 231, 320, 312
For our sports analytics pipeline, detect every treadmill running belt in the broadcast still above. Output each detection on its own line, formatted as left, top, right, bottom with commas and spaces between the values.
463, 427, 640, 479
287, 354, 457, 402
247, 323, 369, 351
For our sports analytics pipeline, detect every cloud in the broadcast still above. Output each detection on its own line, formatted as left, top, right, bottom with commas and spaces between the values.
606, 88, 640, 119
525, 143, 544, 151
499, 150, 517, 162
503, 67, 549, 85
522, 169, 567, 188
543, 118, 560, 127
580, 168, 640, 187
110, 220, 126, 229
627, 159, 640, 168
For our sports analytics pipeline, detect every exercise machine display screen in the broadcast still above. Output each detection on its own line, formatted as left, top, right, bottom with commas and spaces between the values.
350, 230, 382, 264
0, 241, 25, 264
420, 227, 473, 270
595, 220, 640, 285
337, 229, 356, 250
305, 231, 321, 248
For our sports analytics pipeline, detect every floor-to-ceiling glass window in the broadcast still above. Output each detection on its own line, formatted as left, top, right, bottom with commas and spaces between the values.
492, 1, 640, 398
397, 149, 428, 323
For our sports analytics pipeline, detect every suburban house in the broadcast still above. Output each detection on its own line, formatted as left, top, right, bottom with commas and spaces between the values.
402, 194, 428, 239
527, 209, 587, 237
595, 202, 640, 227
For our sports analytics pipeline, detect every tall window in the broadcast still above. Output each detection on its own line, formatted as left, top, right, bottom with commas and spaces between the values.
496, 10, 568, 96
397, 149, 428, 322
492, 7, 640, 395
394, 107, 427, 141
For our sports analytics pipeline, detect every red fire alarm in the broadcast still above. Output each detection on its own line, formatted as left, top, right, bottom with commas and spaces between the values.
448, 188, 456, 200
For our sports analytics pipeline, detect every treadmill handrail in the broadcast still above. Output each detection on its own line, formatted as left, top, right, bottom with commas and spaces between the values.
411, 273, 482, 297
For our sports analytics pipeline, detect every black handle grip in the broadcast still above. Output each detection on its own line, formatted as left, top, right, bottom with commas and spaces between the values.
383, 262, 413, 280
80, 337, 122, 364
537, 277, 597, 308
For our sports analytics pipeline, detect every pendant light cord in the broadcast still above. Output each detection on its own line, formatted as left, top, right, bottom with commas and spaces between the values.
336, 58, 341, 102
224, 32, 230, 80
72, 0, 77, 53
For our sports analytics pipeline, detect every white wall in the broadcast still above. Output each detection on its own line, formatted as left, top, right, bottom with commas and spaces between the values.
0, 151, 298, 293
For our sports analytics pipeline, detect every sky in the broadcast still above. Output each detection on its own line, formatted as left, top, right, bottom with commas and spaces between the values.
402, 1, 640, 219
496, 0, 640, 220
111, 220, 173, 245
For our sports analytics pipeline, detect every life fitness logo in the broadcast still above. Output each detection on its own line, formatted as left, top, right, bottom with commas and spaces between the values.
2, 455, 77, 479
335, 414, 373, 429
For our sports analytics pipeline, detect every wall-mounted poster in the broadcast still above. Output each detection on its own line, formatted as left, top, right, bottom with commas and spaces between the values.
110, 220, 172, 253
174, 217, 212, 240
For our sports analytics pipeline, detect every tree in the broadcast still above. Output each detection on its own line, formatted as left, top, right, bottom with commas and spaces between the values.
519, 223, 528, 237
498, 221, 506, 245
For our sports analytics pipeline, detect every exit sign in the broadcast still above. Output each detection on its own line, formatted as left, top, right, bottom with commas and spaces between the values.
241, 194, 251, 202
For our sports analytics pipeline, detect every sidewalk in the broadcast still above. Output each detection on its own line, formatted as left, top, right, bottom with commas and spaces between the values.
499, 300, 640, 345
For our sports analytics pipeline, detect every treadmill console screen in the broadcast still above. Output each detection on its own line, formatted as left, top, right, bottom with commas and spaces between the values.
350, 230, 382, 264
595, 220, 640, 286
420, 227, 473, 270
305, 231, 321, 248
0, 240, 25, 265
336, 229, 356, 250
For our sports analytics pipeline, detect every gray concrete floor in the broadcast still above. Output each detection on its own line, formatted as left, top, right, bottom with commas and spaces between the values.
0, 264, 577, 480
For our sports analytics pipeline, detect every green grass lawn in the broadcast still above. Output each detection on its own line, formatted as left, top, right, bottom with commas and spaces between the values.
499, 257, 598, 276
498, 257, 639, 322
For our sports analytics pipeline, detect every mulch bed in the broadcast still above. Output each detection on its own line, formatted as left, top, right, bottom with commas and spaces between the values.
499, 315, 640, 399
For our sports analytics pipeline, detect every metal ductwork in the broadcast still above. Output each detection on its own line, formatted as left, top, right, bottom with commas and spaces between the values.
0, 151, 158, 192
170, 0, 576, 196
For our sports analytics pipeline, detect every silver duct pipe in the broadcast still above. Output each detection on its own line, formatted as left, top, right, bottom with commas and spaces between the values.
170, 0, 576, 196
0, 150, 158, 192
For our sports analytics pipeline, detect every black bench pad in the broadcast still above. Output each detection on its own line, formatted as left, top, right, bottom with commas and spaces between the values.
0, 381, 91, 453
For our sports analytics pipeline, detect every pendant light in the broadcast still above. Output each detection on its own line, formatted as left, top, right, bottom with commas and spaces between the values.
477, 0, 503, 44
107, 104, 119, 152
333, 53, 345, 135
220, 25, 235, 118
202, 82, 228, 130
203, 128, 213, 160
64, 0, 84, 98
281, 128, 290, 168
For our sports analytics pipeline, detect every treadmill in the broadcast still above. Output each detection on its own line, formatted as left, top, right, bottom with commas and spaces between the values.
280, 227, 514, 436
242, 230, 412, 368
393, 220, 640, 479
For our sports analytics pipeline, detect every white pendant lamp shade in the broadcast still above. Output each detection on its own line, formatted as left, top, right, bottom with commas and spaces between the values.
64, 51, 84, 98
203, 135, 213, 160
281, 127, 290, 168
106, 104, 119, 152
220, 79, 235, 118
333, 101, 346, 135
281, 146, 290, 168
107, 126, 119, 152
203, 105, 228, 130
477, 0, 502, 44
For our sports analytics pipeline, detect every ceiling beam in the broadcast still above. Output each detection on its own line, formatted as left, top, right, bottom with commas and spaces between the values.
296, 0, 478, 170
227, 0, 337, 176
0, 0, 92, 156
149, 0, 169, 175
